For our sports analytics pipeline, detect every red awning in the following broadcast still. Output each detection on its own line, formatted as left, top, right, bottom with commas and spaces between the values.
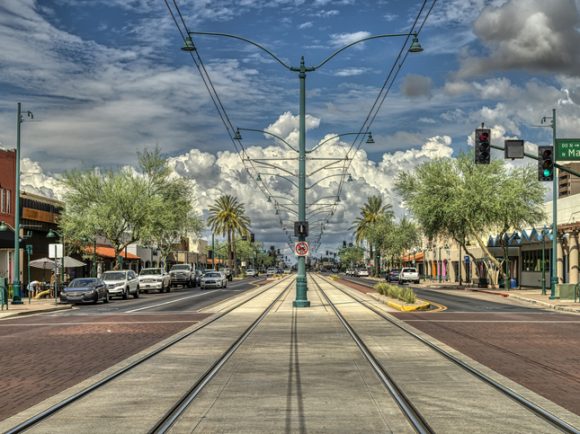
85, 246, 140, 260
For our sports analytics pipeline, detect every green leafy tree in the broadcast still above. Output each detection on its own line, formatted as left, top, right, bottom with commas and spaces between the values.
338, 245, 365, 270
207, 195, 251, 275
352, 195, 394, 275
139, 148, 203, 270
396, 153, 545, 287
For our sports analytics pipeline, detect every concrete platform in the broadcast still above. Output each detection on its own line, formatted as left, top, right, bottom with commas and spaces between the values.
1, 275, 579, 433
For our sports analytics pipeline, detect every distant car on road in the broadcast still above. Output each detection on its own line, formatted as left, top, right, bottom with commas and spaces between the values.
386, 269, 401, 283
246, 269, 256, 277
200, 271, 228, 289
101, 270, 139, 299
61, 278, 109, 304
399, 267, 420, 284
356, 269, 369, 277
283, 268, 291, 274
266, 267, 277, 277
139, 268, 171, 293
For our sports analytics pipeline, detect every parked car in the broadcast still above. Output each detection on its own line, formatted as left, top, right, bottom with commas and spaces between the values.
193, 269, 204, 287
101, 270, 139, 299
386, 269, 401, 283
266, 267, 277, 276
223, 267, 233, 281
399, 267, 420, 284
345, 269, 354, 276
246, 269, 256, 277
283, 268, 292, 274
60, 278, 109, 304
169, 264, 194, 288
356, 269, 370, 277
200, 271, 228, 289
139, 268, 171, 293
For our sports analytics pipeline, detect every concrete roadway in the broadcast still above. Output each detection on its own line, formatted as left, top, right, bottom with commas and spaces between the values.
340, 275, 580, 416
0, 276, 267, 422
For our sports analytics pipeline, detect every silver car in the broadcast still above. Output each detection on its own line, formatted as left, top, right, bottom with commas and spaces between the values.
200, 271, 227, 289
101, 270, 140, 299
139, 268, 171, 293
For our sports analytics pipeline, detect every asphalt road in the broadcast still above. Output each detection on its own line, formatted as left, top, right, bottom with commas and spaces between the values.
50, 275, 267, 316
344, 275, 545, 313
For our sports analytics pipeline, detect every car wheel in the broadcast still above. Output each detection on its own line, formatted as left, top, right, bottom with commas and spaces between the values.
224, 280, 227, 288
122, 288, 128, 300
133, 287, 140, 299
103, 292, 109, 303
166, 285, 171, 293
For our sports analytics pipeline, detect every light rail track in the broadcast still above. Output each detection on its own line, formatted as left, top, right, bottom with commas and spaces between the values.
315, 273, 580, 434
5, 277, 293, 434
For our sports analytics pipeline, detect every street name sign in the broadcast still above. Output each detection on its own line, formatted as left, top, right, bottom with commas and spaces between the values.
295, 241, 309, 257
555, 139, 580, 161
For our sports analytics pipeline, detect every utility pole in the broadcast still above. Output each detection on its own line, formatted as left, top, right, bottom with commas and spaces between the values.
550, 108, 558, 299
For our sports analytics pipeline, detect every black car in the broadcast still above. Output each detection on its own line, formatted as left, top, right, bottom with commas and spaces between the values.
386, 269, 401, 283
60, 278, 109, 304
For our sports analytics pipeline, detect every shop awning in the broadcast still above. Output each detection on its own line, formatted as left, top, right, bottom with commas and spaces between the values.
85, 246, 140, 260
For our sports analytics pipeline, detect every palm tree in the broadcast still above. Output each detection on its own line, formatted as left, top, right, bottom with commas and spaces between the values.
352, 195, 394, 275
207, 195, 251, 274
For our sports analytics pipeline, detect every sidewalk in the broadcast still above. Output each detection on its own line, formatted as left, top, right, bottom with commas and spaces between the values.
417, 280, 580, 313
0, 298, 72, 319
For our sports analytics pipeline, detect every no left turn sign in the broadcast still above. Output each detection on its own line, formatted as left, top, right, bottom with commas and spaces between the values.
295, 241, 309, 256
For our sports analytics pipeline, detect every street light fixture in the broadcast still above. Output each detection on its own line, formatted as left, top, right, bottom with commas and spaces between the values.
183, 30, 423, 307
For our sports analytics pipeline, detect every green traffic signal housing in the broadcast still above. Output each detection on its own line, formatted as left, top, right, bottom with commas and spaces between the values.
538, 145, 554, 181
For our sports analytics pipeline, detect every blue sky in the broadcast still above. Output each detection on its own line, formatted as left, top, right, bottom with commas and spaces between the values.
1, 0, 580, 254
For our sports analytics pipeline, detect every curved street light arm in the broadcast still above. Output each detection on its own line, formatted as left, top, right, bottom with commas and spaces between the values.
189, 31, 293, 71
259, 172, 299, 188
307, 160, 345, 177
270, 195, 298, 206
239, 127, 298, 153
313, 32, 415, 70
308, 132, 366, 153
306, 173, 344, 190
277, 204, 299, 216
252, 160, 297, 177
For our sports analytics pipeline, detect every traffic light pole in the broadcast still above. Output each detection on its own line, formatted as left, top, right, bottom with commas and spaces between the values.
550, 108, 558, 299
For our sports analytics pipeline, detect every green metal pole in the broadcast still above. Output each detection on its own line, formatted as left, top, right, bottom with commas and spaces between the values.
27, 249, 31, 304
60, 234, 65, 304
294, 56, 310, 308
437, 247, 441, 283
550, 108, 558, 299
541, 233, 546, 296
12, 103, 22, 304
212, 233, 216, 270
92, 237, 97, 277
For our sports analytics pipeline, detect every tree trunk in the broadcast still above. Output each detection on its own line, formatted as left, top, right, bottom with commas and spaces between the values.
227, 230, 232, 271
468, 222, 503, 286
232, 232, 237, 276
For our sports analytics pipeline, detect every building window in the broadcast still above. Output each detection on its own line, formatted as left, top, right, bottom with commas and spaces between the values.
0, 188, 11, 214
522, 249, 550, 273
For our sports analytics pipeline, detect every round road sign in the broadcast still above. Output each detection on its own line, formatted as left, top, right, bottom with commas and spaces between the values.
295, 241, 309, 256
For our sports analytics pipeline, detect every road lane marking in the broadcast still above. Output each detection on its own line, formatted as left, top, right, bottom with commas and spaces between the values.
125, 291, 220, 312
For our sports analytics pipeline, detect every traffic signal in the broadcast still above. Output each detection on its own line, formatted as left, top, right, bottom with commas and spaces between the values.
208, 250, 213, 259
241, 234, 247, 241
250, 233, 255, 243
475, 128, 491, 164
538, 146, 554, 181
343, 241, 347, 248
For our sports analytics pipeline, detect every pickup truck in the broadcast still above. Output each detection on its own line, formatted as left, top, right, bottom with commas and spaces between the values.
169, 264, 194, 288
398, 267, 420, 284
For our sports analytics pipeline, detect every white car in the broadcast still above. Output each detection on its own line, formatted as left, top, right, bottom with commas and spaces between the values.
266, 267, 277, 277
101, 270, 139, 299
356, 269, 369, 277
139, 268, 171, 293
399, 267, 420, 284
246, 269, 256, 277
200, 271, 228, 289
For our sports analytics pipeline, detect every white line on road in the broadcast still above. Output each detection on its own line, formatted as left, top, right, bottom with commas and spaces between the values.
125, 290, 221, 313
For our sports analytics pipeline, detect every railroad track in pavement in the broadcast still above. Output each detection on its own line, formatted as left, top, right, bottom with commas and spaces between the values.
4, 277, 293, 434
312, 273, 579, 434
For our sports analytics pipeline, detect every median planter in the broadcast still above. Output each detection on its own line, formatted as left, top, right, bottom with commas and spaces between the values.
371, 282, 430, 312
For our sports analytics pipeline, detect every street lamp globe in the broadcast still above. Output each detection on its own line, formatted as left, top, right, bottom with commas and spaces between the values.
408, 35, 424, 53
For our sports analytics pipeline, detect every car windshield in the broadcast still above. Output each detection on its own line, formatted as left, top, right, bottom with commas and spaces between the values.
140, 269, 161, 275
205, 272, 221, 278
102, 272, 126, 281
68, 278, 96, 287
171, 265, 190, 271
403, 268, 417, 273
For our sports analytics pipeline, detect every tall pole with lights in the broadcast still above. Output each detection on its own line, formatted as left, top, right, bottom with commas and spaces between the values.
181, 31, 423, 307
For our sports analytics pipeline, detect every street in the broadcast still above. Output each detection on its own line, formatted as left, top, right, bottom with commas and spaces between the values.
0, 276, 266, 421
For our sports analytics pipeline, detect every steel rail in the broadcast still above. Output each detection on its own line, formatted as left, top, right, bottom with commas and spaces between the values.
310, 275, 433, 434
5, 277, 291, 434
320, 274, 580, 434
151, 278, 295, 433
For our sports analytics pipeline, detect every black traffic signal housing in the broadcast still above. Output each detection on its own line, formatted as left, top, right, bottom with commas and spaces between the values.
208, 250, 213, 259
538, 146, 554, 181
250, 233, 255, 243
475, 128, 491, 164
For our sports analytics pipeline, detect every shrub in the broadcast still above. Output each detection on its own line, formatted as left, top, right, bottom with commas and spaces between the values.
376, 282, 416, 304
374, 282, 388, 295
401, 287, 416, 304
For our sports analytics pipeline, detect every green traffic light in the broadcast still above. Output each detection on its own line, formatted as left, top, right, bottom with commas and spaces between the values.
544, 169, 552, 177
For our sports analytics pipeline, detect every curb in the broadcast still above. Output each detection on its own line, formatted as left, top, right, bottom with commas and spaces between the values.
0, 304, 72, 319
367, 292, 430, 312
469, 288, 509, 298
504, 294, 580, 313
